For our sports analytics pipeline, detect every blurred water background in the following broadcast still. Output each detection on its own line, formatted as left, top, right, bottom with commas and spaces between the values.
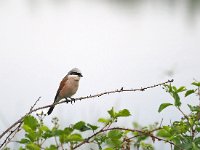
0, 0, 200, 149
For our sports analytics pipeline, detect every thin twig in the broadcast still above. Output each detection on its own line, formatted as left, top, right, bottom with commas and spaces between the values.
177, 107, 196, 138
31, 79, 174, 115
1, 124, 21, 149
177, 107, 188, 120
30, 97, 41, 111
104, 127, 182, 149
159, 118, 163, 128
73, 126, 182, 150
0, 97, 41, 148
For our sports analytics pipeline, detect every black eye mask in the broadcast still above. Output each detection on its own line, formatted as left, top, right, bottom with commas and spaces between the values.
70, 72, 83, 77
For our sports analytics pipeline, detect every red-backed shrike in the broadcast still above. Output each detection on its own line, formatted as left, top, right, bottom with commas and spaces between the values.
47, 68, 83, 115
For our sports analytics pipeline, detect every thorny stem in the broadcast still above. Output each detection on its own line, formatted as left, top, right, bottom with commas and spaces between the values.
177, 107, 196, 138
2, 124, 21, 149
73, 127, 183, 150
0, 97, 41, 148
73, 122, 111, 149
177, 107, 188, 120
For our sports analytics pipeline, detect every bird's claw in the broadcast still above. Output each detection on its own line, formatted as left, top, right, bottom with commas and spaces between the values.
70, 98, 76, 104
65, 97, 76, 104
65, 98, 71, 103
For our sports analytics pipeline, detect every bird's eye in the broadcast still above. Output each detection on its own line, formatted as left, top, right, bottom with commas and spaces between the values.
71, 72, 77, 75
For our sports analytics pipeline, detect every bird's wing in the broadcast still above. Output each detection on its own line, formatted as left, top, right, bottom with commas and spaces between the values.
54, 75, 68, 102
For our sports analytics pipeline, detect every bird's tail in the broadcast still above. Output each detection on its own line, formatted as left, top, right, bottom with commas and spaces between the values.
47, 105, 55, 115
48, 94, 60, 115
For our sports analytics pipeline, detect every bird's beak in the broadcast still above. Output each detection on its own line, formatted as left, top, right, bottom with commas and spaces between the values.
79, 73, 83, 77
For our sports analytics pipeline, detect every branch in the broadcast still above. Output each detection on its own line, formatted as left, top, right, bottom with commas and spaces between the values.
1, 123, 21, 149
0, 97, 41, 148
106, 127, 183, 150
0, 79, 173, 148
31, 79, 174, 113
73, 127, 183, 150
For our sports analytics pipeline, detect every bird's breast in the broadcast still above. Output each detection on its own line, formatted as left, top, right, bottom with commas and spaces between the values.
60, 78, 79, 98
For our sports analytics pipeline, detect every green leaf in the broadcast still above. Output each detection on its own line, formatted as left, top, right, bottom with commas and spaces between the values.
106, 138, 122, 148
192, 82, 200, 87
133, 122, 140, 128
68, 134, 83, 142
168, 84, 173, 92
25, 132, 37, 142
177, 86, 186, 93
22, 124, 33, 133
43, 130, 53, 139
158, 103, 173, 113
104, 148, 115, 150
63, 127, 73, 135
45, 145, 57, 150
87, 123, 98, 131
19, 138, 30, 144
108, 107, 115, 118
59, 133, 67, 144
116, 109, 131, 117
26, 143, 40, 150
108, 130, 123, 140
172, 86, 177, 92
98, 118, 110, 124
140, 142, 154, 150
185, 90, 195, 97
19, 146, 26, 150
187, 104, 200, 112
23, 115, 38, 131
173, 92, 181, 107
73, 121, 85, 129
194, 137, 200, 144
52, 129, 64, 136
196, 127, 200, 132
189, 117, 194, 126
73, 121, 90, 131
157, 128, 171, 138
192, 142, 199, 150
39, 125, 49, 132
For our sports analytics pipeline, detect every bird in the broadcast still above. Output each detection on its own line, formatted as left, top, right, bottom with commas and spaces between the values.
47, 68, 83, 115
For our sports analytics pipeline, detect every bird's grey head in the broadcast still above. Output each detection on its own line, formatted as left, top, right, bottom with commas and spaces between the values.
67, 68, 83, 77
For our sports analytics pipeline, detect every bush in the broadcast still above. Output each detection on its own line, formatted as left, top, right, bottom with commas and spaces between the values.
2, 81, 200, 150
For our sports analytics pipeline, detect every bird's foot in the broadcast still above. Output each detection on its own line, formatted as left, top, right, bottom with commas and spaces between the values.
65, 98, 71, 103
70, 98, 76, 104
65, 97, 76, 104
